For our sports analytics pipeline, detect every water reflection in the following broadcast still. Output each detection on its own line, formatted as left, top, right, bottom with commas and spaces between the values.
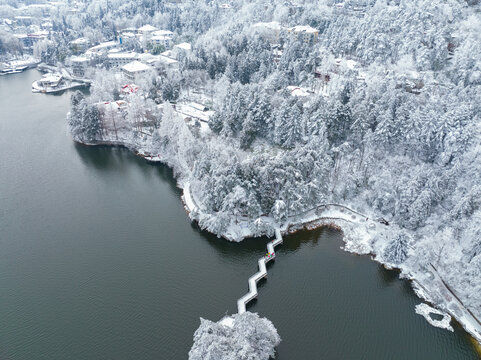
74, 143, 130, 172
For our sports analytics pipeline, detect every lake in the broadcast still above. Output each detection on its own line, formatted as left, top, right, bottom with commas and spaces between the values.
0, 70, 478, 359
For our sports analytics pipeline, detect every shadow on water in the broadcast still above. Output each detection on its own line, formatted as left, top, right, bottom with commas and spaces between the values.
378, 263, 401, 285
74, 143, 179, 192
189, 220, 271, 254
282, 227, 331, 251
74, 143, 130, 171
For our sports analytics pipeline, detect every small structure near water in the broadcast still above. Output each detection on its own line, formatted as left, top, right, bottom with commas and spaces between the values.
32, 72, 90, 94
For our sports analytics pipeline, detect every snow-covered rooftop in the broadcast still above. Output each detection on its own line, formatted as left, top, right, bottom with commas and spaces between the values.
287, 86, 312, 97
138, 24, 157, 32
71, 56, 89, 63
335, 58, 359, 70
152, 35, 171, 41
108, 52, 139, 60
152, 29, 174, 37
121, 32, 136, 38
89, 40, 118, 52
121, 84, 140, 94
174, 42, 192, 51
175, 102, 214, 123
161, 50, 173, 57
71, 37, 88, 45
27, 31, 48, 38
40, 74, 62, 83
121, 60, 152, 73
288, 25, 318, 34
159, 56, 179, 65
99, 100, 128, 111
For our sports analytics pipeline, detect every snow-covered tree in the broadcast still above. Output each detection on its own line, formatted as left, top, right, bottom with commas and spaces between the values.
189, 312, 281, 360
383, 231, 410, 265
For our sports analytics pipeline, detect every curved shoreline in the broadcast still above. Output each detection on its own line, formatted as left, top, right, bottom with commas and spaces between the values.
74, 137, 481, 349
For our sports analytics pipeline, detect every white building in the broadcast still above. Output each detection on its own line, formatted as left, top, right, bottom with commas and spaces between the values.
108, 52, 139, 68
138, 53, 162, 67
150, 35, 173, 49
16, 31, 48, 48
152, 30, 174, 37
121, 60, 153, 81
286, 86, 312, 97
119, 32, 139, 48
71, 56, 89, 77
288, 25, 319, 43
138, 24, 158, 35
172, 42, 192, 57
157, 55, 179, 72
32, 73, 63, 92
88, 40, 118, 54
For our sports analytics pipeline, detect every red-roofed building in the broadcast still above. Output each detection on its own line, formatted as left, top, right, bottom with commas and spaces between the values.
121, 84, 140, 95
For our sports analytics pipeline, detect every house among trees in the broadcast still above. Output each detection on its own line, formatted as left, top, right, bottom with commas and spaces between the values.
108, 52, 139, 68
157, 55, 179, 72
287, 25, 319, 44
172, 42, 192, 57
137, 24, 158, 36
174, 102, 215, 132
120, 84, 140, 96
286, 85, 313, 97
87, 40, 118, 55
121, 60, 153, 81
150, 34, 172, 50
152, 30, 174, 37
71, 56, 89, 77
15, 31, 48, 49
272, 46, 283, 64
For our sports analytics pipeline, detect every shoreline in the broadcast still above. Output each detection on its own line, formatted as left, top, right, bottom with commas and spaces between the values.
74, 137, 481, 350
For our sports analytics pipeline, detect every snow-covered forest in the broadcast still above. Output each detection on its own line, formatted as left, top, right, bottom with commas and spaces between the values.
6, 0, 479, 352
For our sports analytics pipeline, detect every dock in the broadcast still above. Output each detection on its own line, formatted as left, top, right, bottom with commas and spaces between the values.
237, 228, 283, 314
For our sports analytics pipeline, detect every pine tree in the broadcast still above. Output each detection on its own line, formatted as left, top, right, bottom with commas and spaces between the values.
383, 232, 410, 265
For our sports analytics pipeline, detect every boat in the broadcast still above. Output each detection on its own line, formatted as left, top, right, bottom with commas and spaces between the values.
0, 59, 38, 75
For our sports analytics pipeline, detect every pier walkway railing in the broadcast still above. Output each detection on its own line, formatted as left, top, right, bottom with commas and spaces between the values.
237, 228, 283, 314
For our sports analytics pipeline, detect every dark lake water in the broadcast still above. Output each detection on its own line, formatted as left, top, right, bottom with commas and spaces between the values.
0, 70, 479, 359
